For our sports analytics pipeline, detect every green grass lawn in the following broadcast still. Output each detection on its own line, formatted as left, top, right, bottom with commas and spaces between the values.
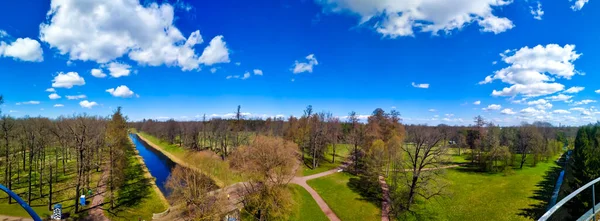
400, 160, 560, 221
307, 172, 381, 221
0, 152, 102, 219
288, 184, 328, 221
103, 142, 168, 221
302, 144, 352, 176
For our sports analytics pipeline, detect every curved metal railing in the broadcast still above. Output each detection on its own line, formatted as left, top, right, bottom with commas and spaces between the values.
0, 184, 42, 221
539, 176, 600, 221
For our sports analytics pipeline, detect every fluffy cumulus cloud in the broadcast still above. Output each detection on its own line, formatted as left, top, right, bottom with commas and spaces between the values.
412, 82, 429, 89
66, 95, 86, 100
483, 104, 501, 111
473, 100, 481, 105
527, 99, 553, 109
106, 85, 135, 98
501, 108, 516, 115
572, 99, 596, 106
91, 68, 107, 78
49, 93, 61, 100
480, 44, 581, 97
39, 0, 229, 71
52, 72, 85, 89
106, 62, 131, 78
241, 72, 251, 80
596, 89, 600, 94
571, 0, 589, 11
547, 94, 573, 102
564, 86, 584, 94
79, 100, 98, 109
53, 104, 64, 107
315, 0, 515, 38
0, 37, 44, 62
45, 88, 56, 92
210, 68, 217, 73
197, 36, 230, 66
292, 54, 318, 74
253, 69, 263, 76
530, 2, 544, 20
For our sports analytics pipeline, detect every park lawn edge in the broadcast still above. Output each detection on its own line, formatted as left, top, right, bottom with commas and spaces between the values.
128, 136, 170, 210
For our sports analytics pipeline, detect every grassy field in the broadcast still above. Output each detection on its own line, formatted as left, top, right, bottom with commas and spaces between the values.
302, 144, 352, 176
0, 152, 102, 219
136, 132, 243, 187
394, 150, 564, 221
103, 142, 168, 221
288, 184, 329, 221
307, 172, 381, 221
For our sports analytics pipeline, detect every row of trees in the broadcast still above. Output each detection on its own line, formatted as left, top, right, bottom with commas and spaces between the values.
0, 95, 130, 214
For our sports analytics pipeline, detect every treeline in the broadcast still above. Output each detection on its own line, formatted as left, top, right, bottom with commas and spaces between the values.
0, 95, 130, 214
563, 124, 600, 219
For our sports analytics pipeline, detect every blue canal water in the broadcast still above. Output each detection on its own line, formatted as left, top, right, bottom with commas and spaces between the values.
548, 149, 573, 210
129, 134, 175, 196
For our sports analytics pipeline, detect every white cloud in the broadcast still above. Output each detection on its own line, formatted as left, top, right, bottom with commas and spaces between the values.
477, 15, 514, 34
571, 0, 589, 11
198, 36, 230, 66
253, 69, 263, 76
210, 68, 217, 73
564, 86, 584, 94
39, 0, 226, 71
445, 114, 454, 117
292, 54, 318, 74
91, 69, 107, 78
106, 85, 135, 98
473, 100, 481, 105
242, 72, 251, 80
0, 37, 44, 62
547, 94, 573, 102
49, 93, 61, 100
480, 44, 581, 97
66, 95, 86, 100
54, 104, 64, 107
483, 104, 501, 111
106, 62, 131, 78
501, 108, 516, 115
79, 100, 98, 109
16, 101, 40, 105
428, 109, 437, 112
235, 62, 241, 66
527, 99, 548, 106
596, 89, 600, 94
569, 107, 595, 116
411, 82, 429, 89
52, 72, 85, 89
530, 2, 544, 20
520, 107, 545, 115
572, 99, 597, 106
45, 88, 56, 92
553, 109, 571, 114
315, 0, 515, 37
0, 30, 8, 38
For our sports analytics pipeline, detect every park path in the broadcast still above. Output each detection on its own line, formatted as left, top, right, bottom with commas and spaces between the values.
0, 215, 33, 221
84, 167, 109, 221
377, 164, 462, 221
290, 161, 351, 221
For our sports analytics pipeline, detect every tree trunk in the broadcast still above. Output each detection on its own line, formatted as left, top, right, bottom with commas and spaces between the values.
406, 174, 419, 211
48, 165, 53, 211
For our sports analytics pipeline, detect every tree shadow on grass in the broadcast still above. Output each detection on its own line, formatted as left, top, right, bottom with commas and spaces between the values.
518, 162, 563, 220
108, 152, 153, 214
347, 175, 382, 207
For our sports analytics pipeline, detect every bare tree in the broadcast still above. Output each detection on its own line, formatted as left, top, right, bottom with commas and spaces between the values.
391, 125, 448, 212
166, 166, 227, 220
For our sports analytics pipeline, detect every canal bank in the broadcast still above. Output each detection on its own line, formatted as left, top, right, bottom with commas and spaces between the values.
134, 133, 226, 187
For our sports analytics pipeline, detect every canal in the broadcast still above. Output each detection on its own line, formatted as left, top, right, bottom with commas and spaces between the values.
129, 134, 175, 196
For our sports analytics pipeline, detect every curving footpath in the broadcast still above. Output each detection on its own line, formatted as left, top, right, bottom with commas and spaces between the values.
83, 168, 109, 221
290, 162, 350, 221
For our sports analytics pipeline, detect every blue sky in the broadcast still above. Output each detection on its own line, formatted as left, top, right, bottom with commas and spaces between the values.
0, 0, 599, 125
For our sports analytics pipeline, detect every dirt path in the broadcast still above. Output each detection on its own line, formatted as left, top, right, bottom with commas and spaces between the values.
0, 215, 33, 221
290, 161, 350, 221
84, 168, 109, 221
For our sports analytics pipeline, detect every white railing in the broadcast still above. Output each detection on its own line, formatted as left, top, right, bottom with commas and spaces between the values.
539, 176, 600, 221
